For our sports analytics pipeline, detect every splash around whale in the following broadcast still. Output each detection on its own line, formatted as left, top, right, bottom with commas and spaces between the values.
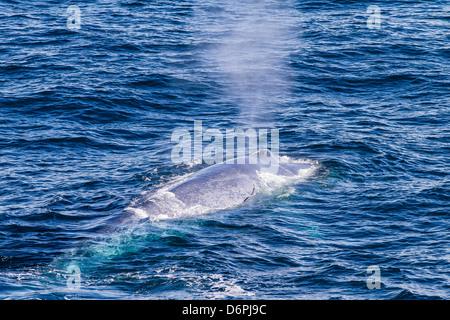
112, 150, 318, 225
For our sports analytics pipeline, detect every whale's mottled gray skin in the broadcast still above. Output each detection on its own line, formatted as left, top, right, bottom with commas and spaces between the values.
112, 150, 312, 225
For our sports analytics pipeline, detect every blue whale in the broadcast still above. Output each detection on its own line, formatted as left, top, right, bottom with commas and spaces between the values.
111, 150, 315, 225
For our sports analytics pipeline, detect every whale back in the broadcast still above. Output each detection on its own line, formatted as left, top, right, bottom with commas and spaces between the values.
117, 151, 317, 223
169, 163, 257, 209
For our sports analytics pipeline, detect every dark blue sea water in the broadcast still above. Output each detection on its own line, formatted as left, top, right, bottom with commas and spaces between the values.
0, 0, 449, 299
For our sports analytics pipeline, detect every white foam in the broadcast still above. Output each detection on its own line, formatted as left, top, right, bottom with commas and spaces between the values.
255, 159, 318, 198
126, 188, 215, 223
208, 274, 255, 299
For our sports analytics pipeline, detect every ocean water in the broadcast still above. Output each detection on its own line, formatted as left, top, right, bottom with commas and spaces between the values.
0, 0, 449, 300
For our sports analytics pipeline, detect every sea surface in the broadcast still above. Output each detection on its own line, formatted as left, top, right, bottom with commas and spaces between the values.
0, 0, 449, 299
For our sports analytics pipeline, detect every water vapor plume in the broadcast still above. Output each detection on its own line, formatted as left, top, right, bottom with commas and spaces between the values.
196, 0, 300, 127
